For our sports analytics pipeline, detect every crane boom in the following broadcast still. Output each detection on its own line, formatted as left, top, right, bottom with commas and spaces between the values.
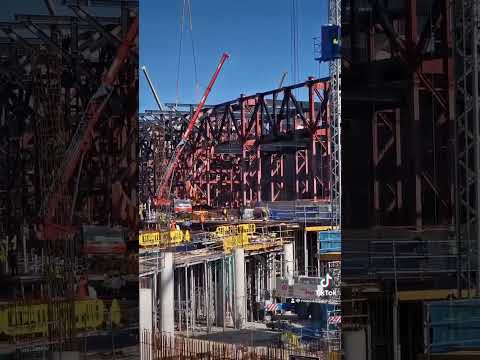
278, 71, 287, 88
40, 16, 138, 239
142, 65, 165, 112
156, 52, 229, 202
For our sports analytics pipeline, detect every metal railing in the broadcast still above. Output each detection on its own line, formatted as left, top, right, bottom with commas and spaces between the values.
261, 201, 336, 222
425, 299, 480, 354
342, 238, 465, 280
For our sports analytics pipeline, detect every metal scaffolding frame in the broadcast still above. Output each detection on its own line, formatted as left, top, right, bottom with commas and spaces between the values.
0, 1, 138, 354
329, 0, 342, 228
455, 0, 480, 295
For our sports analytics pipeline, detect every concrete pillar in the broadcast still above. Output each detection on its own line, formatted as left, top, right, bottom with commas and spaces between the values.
160, 252, 174, 335
140, 288, 153, 334
283, 242, 294, 284
268, 254, 276, 298
233, 247, 246, 329
304, 229, 308, 275
216, 259, 225, 327
153, 272, 157, 331
139, 287, 153, 360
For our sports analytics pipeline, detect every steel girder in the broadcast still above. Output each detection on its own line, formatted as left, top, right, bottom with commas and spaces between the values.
140, 78, 331, 209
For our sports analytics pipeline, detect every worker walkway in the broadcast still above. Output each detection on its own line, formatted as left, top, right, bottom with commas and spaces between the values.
139, 223, 297, 274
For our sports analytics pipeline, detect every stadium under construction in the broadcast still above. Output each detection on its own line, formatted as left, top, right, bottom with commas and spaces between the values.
138, 74, 343, 358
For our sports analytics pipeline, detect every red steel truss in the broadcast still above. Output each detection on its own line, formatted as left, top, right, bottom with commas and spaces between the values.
343, 0, 454, 230
140, 77, 331, 209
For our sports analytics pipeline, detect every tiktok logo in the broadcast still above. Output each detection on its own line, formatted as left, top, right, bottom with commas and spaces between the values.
320, 273, 333, 289
315, 273, 334, 297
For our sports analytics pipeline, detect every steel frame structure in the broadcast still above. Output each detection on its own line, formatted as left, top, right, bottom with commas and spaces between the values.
342, 0, 458, 358
343, 0, 455, 230
455, 0, 480, 294
329, 0, 342, 227
140, 78, 331, 209
0, 3, 138, 351
0, 3, 138, 246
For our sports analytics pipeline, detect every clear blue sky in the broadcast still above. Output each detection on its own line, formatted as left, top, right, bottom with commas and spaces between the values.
140, 0, 329, 112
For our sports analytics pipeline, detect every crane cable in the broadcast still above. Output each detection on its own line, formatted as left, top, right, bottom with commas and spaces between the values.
175, 0, 200, 106
290, 0, 300, 88
186, 0, 200, 100
175, 0, 186, 106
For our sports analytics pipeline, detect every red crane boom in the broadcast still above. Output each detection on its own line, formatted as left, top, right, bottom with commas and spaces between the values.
155, 52, 229, 205
39, 16, 138, 240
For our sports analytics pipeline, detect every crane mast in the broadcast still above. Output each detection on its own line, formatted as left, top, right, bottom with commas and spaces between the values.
329, 0, 341, 227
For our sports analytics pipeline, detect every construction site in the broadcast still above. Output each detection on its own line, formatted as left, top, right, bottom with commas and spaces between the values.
0, 0, 478, 359
0, 1, 139, 359
342, 0, 480, 359
138, 0, 342, 359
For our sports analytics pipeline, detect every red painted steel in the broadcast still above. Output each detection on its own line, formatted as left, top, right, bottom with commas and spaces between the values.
155, 52, 229, 204
42, 16, 138, 239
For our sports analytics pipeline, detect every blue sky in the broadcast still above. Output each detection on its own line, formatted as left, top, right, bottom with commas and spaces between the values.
140, 0, 329, 112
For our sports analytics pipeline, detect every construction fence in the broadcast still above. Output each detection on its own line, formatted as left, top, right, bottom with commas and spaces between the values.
140, 331, 340, 360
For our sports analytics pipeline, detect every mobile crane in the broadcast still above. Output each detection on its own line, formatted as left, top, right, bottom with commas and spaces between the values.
38, 16, 138, 240
146, 52, 230, 208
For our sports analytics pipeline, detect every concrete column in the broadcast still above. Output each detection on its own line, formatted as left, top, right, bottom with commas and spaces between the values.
268, 254, 276, 298
304, 229, 308, 275
140, 288, 153, 334
233, 247, 246, 329
216, 260, 225, 327
153, 272, 158, 331
140, 287, 153, 360
191, 266, 196, 332
283, 242, 294, 284
160, 252, 174, 335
